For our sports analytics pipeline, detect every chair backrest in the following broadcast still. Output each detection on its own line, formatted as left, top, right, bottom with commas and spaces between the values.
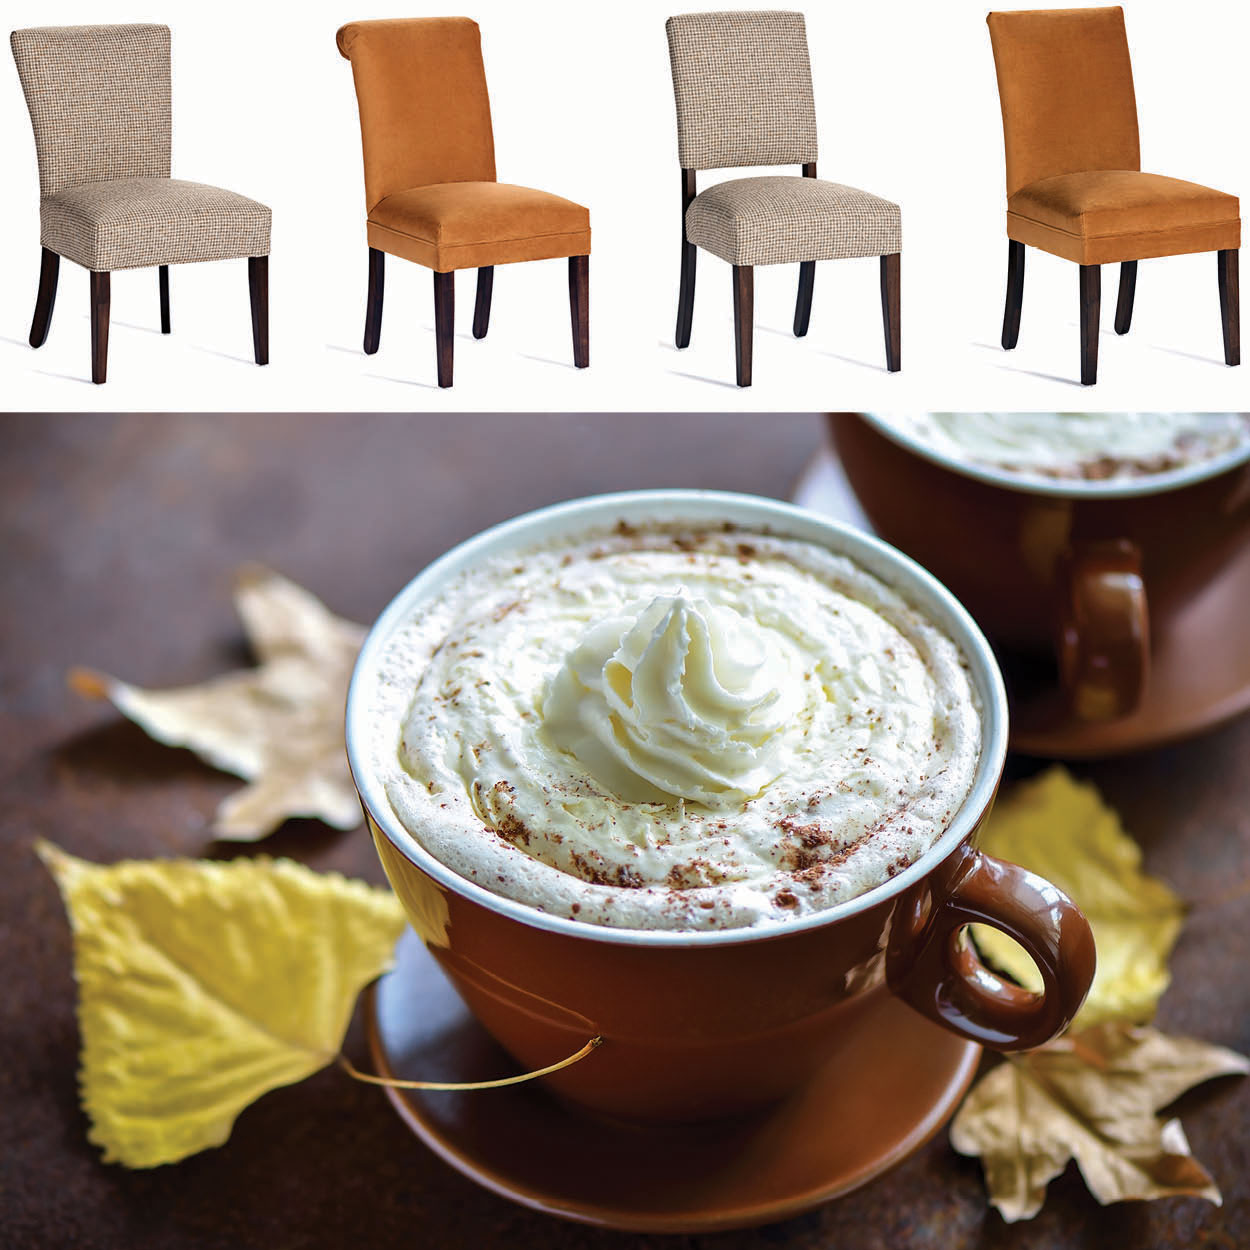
666, 11, 817, 172
10, 24, 172, 199
987, 6, 1139, 198
336, 17, 496, 213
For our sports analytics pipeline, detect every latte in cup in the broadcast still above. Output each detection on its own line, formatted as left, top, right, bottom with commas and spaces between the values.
879, 413, 1250, 482
365, 521, 982, 932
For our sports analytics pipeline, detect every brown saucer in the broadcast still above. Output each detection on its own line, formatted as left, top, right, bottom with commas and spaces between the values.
794, 447, 1250, 758
365, 929, 981, 1234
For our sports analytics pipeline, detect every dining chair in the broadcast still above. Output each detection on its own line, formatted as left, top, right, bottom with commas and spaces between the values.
987, 6, 1240, 385
336, 17, 591, 388
665, 11, 901, 387
10, 24, 271, 385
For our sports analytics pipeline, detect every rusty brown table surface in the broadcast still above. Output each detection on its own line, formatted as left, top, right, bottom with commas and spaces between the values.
2, 413, 1247, 1250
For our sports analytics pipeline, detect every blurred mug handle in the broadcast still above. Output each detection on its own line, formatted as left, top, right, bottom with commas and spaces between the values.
886, 842, 1096, 1051
1057, 538, 1149, 722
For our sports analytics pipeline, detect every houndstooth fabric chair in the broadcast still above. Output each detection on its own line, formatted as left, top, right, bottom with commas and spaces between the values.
10, 24, 272, 383
665, 11, 902, 385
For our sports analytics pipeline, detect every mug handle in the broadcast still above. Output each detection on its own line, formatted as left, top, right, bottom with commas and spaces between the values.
886, 842, 1096, 1051
1057, 538, 1149, 722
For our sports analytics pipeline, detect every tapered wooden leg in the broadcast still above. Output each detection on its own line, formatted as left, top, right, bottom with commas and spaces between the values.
248, 256, 269, 365
29, 247, 59, 348
676, 238, 697, 348
434, 270, 454, 388
1001, 239, 1025, 349
1079, 263, 1101, 386
794, 261, 815, 337
568, 254, 589, 368
1114, 260, 1136, 335
1218, 249, 1240, 366
90, 271, 110, 385
880, 252, 901, 372
364, 247, 384, 354
732, 264, 754, 387
473, 266, 494, 340
159, 265, 170, 334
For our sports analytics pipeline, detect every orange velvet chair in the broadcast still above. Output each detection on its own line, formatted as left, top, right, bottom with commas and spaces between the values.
987, 7, 1239, 385
336, 17, 590, 388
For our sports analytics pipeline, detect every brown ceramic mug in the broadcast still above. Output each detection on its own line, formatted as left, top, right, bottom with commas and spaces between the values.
346, 491, 1096, 1121
830, 414, 1250, 728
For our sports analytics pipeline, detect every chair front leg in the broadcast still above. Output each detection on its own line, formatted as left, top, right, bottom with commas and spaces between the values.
1218, 249, 1240, 366
793, 261, 815, 337
568, 255, 589, 368
676, 168, 697, 348
732, 264, 754, 387
1001, 239, 1025, 349
1114, 261, 1137, 335
248, 257, 269, 365
364, 248, 384, 354
159, 265, 171, 334
433, 270, 454, 388
473, 266, 494, 340
29, 247, 59, 348
90, 271, 110, 384
1079, 264, 1101, 385
880, 253, 901, 372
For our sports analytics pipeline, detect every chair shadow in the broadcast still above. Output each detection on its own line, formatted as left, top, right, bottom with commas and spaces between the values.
518, 353, 577, 370
667, 369, 740, 390
990, 362, 1083, 386
191, 345, 257, 365
814, 349, 888, 373
1148, 343, 1226, 366
111, 319, 162, 336
325, 343, 361, 356
0, 334, 30, 347
363, 372, 438, 389
32, 368, 93, 385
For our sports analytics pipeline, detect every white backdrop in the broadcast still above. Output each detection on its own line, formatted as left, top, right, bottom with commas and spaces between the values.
1, 0, 1246, 411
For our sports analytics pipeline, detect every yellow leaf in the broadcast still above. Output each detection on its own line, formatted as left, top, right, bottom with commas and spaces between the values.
69, 565, 366, 840
951, 1022, 1248, 1221
971, 766, 1183, 1028
37, 840, 405, 1168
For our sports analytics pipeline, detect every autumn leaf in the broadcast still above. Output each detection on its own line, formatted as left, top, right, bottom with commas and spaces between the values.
37, 840, 405, 1168
69, 564, 366, 840
971, 766, 1184, 1028
951, 1022, 1248, 1221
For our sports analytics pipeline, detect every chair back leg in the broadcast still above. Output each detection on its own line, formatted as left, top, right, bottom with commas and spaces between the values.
732, 264, 754, 387
364, 248, 385, 354
159, 265, 171, 334
248, 257, 269, 365
1218, 249, 1240, 366
1001, 240, 1025, 349
793, 261, 815, 337
568, 255, 589, 368
90, 271, 110, 384
1079, 264, 1101, 385
434, 270, 455, 388
1114, 260, 1137, 335
473, 266, 494, 340
29, 248, 59, 348
880, 253, 901, 372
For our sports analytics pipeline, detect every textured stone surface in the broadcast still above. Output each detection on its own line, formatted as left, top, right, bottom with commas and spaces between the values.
1, 412, 1246, 1249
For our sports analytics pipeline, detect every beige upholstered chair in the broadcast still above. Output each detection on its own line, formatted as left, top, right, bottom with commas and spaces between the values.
10, 24, 272, 384
666, 11, 901, 386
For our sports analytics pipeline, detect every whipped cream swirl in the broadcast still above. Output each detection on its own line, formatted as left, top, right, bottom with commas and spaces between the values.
542, 592, 804, 806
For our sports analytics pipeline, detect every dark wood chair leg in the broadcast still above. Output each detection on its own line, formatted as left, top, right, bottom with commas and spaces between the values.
794, 261, 816, 337
1218, 249, 1240, 366
90, 271, 110, 385
364, 248, 384, 354
1001, 239, 1025, 349
159, 265, 171, 334
473, 266, 494, 340
248, 256, 269, 365
675, 168, 697, 348
29, 247, 59, 348
1114, 260, 1137, 335
880, 252, 901, 372
732, 264, 754, 387
434, 270, 454, 388
1079, 263, 1101, 386
568, 255, 589, 368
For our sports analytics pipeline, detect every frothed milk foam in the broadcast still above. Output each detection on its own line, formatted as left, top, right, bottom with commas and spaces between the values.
366, 522, 982, 932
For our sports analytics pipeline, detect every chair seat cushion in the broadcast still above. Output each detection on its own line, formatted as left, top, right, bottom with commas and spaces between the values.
41, 177, 271, 271
1007, 171, 1240, 265
367, 181, 591, 271
686, 176, 900, 267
